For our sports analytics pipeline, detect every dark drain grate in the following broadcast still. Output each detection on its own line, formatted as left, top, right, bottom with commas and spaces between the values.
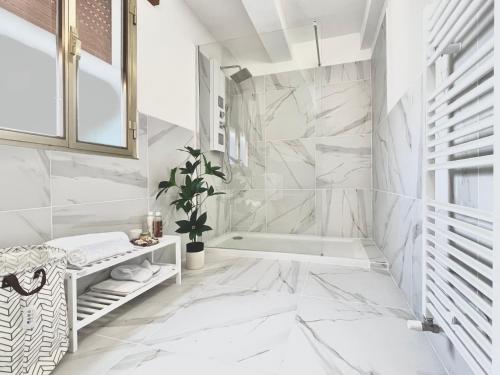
232, 236, 244, 240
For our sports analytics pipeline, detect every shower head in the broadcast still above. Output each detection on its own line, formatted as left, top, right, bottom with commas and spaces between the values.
221, 65, 253, 83
230, 68, 252, 83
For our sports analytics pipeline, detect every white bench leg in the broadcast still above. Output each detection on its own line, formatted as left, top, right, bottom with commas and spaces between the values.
65, 273, 78, 353
175, 238, 182, 285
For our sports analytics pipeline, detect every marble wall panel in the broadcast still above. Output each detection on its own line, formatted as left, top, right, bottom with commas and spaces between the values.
204, 193, 231, 241
266, 139, 315, 189
385, 79, 423, 198
52, 199, 148, 238
147, 116, 194, 198
51, 115, 148, 206
316, 80, 372, 136
0, 208, 51, 248
372, 191, 422, 316
373, 116, 390, 191
230, 190, 266, 232
371, 18, 424, 319
265, 69, 315, 91
373, 78, 422, 198
371, 19, 387, 128
316, 135, 371, 189
264, 87, 316, 140
318, 189, 372, 238
266, 190, 316, 235
0, 146, 50, 211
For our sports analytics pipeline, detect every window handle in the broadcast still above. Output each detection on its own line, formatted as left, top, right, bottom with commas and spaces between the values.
70, 27, 81, 61
129, 120, 137, 140
129, 0, 137, 25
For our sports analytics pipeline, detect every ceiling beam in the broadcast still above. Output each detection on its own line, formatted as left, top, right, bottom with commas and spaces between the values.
360, 0, 386, 49
241, 0, 292, 62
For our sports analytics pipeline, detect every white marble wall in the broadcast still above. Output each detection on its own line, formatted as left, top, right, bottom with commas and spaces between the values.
224, 61, 373, 238
0, 114, 196, 249
372, 76, 424, 317
371, 17, 424, 317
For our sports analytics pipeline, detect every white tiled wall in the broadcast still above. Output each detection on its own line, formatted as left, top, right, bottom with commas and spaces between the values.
371, 18, 424, 317
0, 114, 195, 249
220, 60, 373, 238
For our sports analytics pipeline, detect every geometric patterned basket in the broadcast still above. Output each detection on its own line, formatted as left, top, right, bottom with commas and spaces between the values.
0, 245, 68, 375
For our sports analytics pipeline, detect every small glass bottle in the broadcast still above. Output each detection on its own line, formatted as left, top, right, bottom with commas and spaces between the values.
153, 211, 163, 238
146, 211, 154, 236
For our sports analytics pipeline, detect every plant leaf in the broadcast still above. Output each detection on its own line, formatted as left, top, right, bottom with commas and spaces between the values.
196, 212, 207, 226
189, 209, 198, 226
186, 146, 202, 158
175, 220, 191, 233
155, 188, 166, 200
199, 225, 212, 232
156, 168, 178, 200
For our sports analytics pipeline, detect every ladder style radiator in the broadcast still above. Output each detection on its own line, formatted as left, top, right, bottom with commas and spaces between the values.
424, 1, 496, 374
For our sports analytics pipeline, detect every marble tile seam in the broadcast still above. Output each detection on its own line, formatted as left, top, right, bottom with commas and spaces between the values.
50, 197, 149, 210
0, 205, 52, 214
262, 133, 373, 143
372, 188, 422, 201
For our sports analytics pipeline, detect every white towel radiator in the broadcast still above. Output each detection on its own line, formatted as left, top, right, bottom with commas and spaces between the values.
423, 1, 498, 374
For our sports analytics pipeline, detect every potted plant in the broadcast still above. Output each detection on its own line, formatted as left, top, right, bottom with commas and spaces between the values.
156, 146, 226, 270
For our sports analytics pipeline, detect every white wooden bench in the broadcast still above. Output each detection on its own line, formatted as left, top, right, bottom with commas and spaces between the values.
65, 235, 181, 352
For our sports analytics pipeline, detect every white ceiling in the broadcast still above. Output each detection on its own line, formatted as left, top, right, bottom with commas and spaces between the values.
183, 0, 257, 41
184, 0, 369, 41
279, 0, 367, 39
185, 0, 383, 71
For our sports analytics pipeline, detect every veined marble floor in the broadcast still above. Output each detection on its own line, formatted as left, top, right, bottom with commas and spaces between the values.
53, 251, 446, 375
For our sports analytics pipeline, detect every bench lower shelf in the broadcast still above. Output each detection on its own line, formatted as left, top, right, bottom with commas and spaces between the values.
74, 264, 178, 330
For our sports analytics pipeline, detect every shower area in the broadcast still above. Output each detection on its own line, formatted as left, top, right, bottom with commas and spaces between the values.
195, 4, 498, 372
197, 26, 380, 267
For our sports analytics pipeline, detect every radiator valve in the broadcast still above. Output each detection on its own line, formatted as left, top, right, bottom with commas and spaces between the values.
407, 317, 441, 333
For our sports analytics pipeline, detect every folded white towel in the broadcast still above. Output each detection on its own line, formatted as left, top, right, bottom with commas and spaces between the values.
141, 259, 161, 275
111, 264, 153, 283
45, 232, 134, 268
109, 260, 161, 283
90, 279, 143, 296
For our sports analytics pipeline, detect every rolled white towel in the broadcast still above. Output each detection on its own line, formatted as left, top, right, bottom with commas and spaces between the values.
46, 232, 134, 268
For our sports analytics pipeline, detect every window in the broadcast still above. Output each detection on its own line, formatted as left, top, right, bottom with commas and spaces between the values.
0, 0, 137, 157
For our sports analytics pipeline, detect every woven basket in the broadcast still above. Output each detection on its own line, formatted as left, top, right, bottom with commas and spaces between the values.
0, 245, 68, 375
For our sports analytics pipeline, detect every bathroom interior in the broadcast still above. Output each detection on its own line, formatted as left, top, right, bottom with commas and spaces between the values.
0, 0, 498, 374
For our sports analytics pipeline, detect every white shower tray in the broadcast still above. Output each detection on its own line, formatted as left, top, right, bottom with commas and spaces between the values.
65, 235, 182, 353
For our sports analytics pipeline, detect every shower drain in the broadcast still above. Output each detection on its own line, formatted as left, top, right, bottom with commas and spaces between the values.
232, 236, 244, 240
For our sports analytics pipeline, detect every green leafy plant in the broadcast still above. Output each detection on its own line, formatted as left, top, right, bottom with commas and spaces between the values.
156, 146, 226, 242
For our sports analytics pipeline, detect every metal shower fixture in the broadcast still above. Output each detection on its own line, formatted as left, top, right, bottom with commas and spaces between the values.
220, 65, 253, 83
313, 20, 321, 67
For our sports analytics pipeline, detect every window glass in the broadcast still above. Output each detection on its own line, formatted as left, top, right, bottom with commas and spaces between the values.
76, 0, 125, 147
0, 0, 62, 137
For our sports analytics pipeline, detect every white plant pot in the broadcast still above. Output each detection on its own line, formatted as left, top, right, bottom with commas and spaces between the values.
186, 250, 205, 270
